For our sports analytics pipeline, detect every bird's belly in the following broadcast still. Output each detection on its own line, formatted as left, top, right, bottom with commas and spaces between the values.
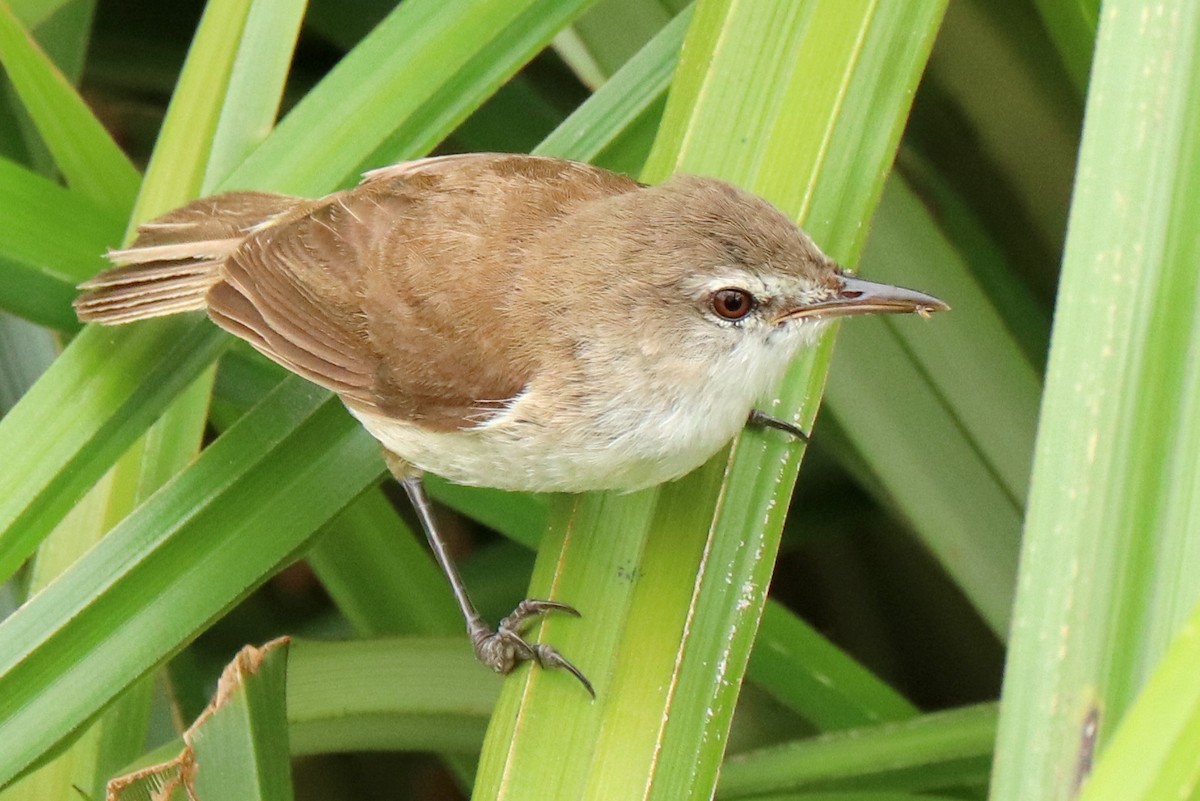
348, 397, 746, 494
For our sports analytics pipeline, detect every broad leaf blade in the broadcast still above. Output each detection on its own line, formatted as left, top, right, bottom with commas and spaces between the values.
0, 0, 139, 209
718, 704, 996, 798
0, 378, 380, 787
1075, 599, 1200, 801
225, 0, 599, 194
991, 1, 1200, 799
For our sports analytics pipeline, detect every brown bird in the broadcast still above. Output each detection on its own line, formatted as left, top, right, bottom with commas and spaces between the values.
76, 153, 947, 695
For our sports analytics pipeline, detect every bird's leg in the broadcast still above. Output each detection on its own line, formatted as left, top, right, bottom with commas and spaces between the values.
747, 408, 809, 442
385, 452, 593, 696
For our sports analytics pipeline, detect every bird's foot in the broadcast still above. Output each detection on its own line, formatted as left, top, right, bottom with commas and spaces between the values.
469, 599, 593, 697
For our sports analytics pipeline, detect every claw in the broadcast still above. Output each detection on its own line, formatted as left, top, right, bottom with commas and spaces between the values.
747, 409, 809, 442
533, 644, 595, 698
502, 599, 581, 628
468, 598, 592, 696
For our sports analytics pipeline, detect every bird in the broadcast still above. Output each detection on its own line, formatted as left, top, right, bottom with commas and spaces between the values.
75, 153, 947, 695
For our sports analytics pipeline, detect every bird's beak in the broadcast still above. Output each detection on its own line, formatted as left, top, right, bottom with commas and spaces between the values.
774, 274, 949, 323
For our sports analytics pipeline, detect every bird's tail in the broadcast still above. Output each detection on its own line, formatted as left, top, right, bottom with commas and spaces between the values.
74, 191, 297, 325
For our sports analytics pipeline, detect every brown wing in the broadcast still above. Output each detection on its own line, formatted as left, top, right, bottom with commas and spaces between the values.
207, 154, 639, 430
207, 195, 378, 400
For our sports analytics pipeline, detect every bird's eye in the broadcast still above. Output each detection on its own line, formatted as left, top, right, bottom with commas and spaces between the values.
711, 288, 755, 321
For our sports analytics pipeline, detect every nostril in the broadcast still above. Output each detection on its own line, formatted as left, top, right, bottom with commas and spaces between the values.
840, 289, 863, 299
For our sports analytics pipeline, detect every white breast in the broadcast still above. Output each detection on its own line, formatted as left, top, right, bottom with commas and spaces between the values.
349, 323, 816, 493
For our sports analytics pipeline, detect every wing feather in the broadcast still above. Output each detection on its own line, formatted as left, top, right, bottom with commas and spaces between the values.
207, 154, 639, 429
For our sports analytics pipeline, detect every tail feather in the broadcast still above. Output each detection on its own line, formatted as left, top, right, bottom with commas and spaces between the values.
74, 272, 221, 323
74, 191, 297, 325
78, 260, 216, 287
102, 238, 245, 268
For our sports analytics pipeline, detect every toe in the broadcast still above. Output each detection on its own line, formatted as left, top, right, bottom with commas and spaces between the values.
534, 644, 595, 698
515, 599, 582, 618
473, 628, 535, 674
500, 599, 582, 634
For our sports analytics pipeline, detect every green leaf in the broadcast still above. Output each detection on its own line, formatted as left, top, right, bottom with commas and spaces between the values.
717, 704, 996, 798
991, 1, 1200, 799
4, 0, 76, 32
133, 0, 306, 219
536, 4, 690, 166
201, 0, 305, 190
0, 316, 227, 585
1, 0, 307, 793
120, 637, 498, 768
552, 0, 682, 88
1, 374, 211, 801
226, 0, 600, 195
0, 156, 120, 281
0, 311, 55, 412
22, 14, 285, 794
1030, 0, 1098, 92
306, 489, 461, 637
824, 176, 1039, 633
1075, 599, 1200, 801
0, 0, 305, 584
0, 0, 139, 210
473, 4, 947, 800
712, 795, 965, 801
748, 602, 917, 730
915, 0, 1081, 292
0, 377, 380, 787
0, 0, 96, 174
287, 638, 497, 755
189, 639, 294, 801
107, 639, 294, 801
0, 156, 121, 328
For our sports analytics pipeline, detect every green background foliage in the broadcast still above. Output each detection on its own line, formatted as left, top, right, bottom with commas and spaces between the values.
0, 0, 1197, 799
